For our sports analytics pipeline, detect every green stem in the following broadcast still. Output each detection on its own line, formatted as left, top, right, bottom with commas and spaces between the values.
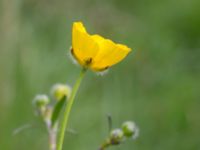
57, 68, 87, 150
99, 139, 111, 150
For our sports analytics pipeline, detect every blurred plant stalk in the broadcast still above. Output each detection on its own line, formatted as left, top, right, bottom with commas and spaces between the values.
48, 123, 57, 150
57, 68, 87, 150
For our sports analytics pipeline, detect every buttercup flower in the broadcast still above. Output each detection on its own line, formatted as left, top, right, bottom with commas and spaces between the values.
71, 22, 131, 71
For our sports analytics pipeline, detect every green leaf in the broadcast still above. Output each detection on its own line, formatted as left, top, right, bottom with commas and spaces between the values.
51, 96, 66, 127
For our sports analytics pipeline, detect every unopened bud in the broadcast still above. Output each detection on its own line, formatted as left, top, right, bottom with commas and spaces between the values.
33, 94, 49, 108
51, 84, 71, 100
122, 121, 139, 139
110, 129, 124, 145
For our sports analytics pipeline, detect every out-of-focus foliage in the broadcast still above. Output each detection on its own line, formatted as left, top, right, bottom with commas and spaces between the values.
0, 0, 200, 149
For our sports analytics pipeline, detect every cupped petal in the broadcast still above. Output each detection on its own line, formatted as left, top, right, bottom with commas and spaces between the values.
91, 34, 105, 44
72, 22, 99, 66
91, 39, 131, 71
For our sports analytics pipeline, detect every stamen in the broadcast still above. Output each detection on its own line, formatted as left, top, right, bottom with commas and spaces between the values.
85, 58, 93, 65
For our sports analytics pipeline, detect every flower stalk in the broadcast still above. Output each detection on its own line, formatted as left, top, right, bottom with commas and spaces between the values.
48, 127, 57, 150
57, 68, 87, 150
99, 139, 111, 150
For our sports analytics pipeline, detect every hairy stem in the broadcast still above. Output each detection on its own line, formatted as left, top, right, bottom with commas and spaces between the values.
99, 139, 111, 150
57, 68, 87, 150
49, 129, 57, 150
45, 118, 57, 150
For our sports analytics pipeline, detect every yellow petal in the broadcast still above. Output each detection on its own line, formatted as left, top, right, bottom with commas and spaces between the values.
72, 22, 99, 66
91, 34, 105, 44
91, 39, 131, 71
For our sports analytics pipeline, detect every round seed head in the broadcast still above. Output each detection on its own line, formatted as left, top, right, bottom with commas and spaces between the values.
110, 128, 124, 145
122, 121, 139, 139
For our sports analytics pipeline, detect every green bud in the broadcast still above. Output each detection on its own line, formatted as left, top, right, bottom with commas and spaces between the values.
122, 121, 139, 139
110, 129, 124, 145
33, 94, 49, 108
51, 84, 71, 101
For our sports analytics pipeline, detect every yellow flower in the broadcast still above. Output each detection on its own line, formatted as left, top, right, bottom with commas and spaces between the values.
71, 22, 131, 71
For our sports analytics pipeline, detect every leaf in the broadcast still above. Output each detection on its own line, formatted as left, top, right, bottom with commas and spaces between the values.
51, 96, 66, 127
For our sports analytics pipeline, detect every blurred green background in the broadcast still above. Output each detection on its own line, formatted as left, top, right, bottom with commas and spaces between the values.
0, 0, 200, 149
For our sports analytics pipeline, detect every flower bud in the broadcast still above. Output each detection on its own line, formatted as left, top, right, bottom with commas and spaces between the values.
122, 121, 139, 139
109, 129, 124, 145
33, 94, 49, 108
51, 83, 71, 101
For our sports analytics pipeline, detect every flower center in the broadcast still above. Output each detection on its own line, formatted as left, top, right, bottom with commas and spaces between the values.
84, 58, 92, 66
